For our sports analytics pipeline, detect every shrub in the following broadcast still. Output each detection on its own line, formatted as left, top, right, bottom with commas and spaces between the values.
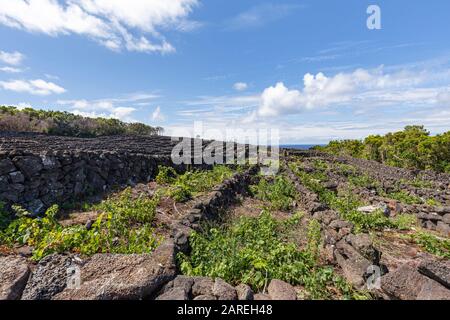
392, 214, 417, 230
0, 202, 11, 231
0, 105, 162, 137
306, 219, 322, 263
250, 176, 297, 211
159, 165, 235, 202
290, 164, 402, 232
155, 166, 177, 184
167, 184, 193, 202
387, 191, 423, 205
348, 174, 379, 189
0, 188, 161, 261
178, 210, 365, 299
409, 232, 450, 259
93, 187, 159, 224
425, 198, 440, 207
316, 126, 450, 173
312, 159, 329, 171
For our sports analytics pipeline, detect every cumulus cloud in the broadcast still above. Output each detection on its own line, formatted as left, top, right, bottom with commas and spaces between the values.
226, 3, 303, 30
256, 67, 434, 117
57, 99, 136, 121
0, 0, 199, 54
0, 79, 66, 95
152, 106, 165, 121
0, 66, 23, 73
0, 50, 24, 65
56, 93, 159, 121
437, 91, 450, 106
233, 82, 248, 91
16, 102, 32, 110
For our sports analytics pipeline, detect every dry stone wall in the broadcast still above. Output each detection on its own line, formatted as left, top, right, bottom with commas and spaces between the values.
0, 133, 233, 214
285, 149, 450, 235
0, 166, 259, 300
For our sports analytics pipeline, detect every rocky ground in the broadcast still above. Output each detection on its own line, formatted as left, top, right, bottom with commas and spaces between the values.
0, 135, 449, 300
283, 150, 450, 299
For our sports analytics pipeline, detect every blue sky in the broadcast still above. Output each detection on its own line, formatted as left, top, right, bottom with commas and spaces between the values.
0, 0, 450, 143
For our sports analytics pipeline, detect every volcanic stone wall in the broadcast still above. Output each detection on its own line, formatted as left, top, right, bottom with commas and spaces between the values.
0, 133, 216, 214
285, 149, 450, 235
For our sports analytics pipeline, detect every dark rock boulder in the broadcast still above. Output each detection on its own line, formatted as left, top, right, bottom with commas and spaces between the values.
345, 233, 381, 265
0, 159, 16, 175
253, 293, 271, 300
13, 156, 43, 178
212, 278, 237, 300
53, 242, 177, 300
22, 254, 73, 300
0, 256, 30, 300
192, 277, 214, 297
380, 263, 450, 300
335, 240, 372, 289
235, 284, 254, 300
267, 279, 297, 300
194, 294, 216, 300
418, 260, 450, 289
156, 287, 188, 300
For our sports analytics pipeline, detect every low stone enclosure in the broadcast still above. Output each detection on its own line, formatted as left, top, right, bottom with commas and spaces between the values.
1, 165, 261, 300
284, 149, 450, 236
0, 132, 255, 214
1, 134, 450, 300
283, 159, 450, 300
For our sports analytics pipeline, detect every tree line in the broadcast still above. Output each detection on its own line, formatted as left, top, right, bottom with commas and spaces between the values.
314, 125, 450, 173
0, 106, 164, 137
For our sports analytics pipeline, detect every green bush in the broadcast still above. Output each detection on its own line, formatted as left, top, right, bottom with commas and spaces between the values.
160, 165, 235, 202
0, 202, 11, 231
290, 164, 403, 232
250, 176, 297, 211
94, 188, 159, 224
167, 184, 192, 202
315, 126, 450, 173
348, 174, 379, 189
425, 198, 441, 207
0, 188, 161, 261
0, 105, 163, 137
410, 232, 450, 259
391, 214, 417, 230
387, 191, 423, 205
178, 210, 365, 299
155, 166, 178, 184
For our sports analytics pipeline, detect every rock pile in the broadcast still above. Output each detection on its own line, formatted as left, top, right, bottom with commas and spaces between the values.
154, 276, 297, 300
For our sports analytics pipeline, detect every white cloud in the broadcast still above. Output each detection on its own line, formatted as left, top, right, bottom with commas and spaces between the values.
152, 106, 165, 121
16, 102, 32, 110
0, 50, 24, 65
64, 101, 136, 121
0, 79, 66, 95
0, 0, 199, 54
56, 93, 159, 121
256, 67, 438, 118
226, 3, 303, 30
437, 91, 450, 106
44, 74, 59, 80
0, 66, 23, 73
233, 82, 248, 91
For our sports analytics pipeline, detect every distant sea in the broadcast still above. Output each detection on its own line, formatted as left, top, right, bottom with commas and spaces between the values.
280, 144, 324, 150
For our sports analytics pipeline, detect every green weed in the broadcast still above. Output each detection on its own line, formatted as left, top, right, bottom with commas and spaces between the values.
0, 188, 161, 261
178, 210, 366, 299
409, 232, 450, 259
250, 175, 297, 211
